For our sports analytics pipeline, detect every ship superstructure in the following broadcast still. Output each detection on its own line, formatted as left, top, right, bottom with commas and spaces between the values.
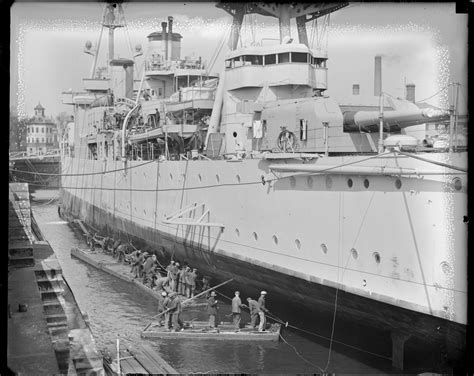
59, 2, 467, 370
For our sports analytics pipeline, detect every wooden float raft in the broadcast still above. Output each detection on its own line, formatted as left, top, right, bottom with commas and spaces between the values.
103, 343, 177, 375
70, 247, 207, 307
141, 321, 281, 341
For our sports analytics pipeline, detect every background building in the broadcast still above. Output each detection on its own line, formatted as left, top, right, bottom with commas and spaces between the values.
26, 103, 58, 155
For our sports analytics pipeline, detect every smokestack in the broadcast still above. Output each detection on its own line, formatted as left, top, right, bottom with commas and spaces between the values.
161, 22, 168, 61
406, 83, 416, 103
374, 55, 382, 96
168, 16, 173, 63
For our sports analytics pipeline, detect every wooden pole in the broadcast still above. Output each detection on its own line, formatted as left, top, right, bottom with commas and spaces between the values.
116, 337, 121, 376
142, 277, 233, 331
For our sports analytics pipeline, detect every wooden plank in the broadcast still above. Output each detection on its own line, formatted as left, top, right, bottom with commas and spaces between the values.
129, 348, 168, 374
138, 344, 177, 374
120, 356, 148, 375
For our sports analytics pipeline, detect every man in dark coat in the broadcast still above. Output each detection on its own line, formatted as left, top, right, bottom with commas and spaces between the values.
168, 293, 183, 332
246, 297, 260, 330
142, 254, 157, 284
231, 291, 245, 331
185, 268, 197, 298
207, 291, 219, 328
157, 291, 168, 326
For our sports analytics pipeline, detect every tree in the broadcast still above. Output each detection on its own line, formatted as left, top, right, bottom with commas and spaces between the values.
9, 109, 28, 152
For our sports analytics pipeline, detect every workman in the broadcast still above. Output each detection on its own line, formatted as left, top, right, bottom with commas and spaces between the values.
163, 292, 172, 330
111, 240, 121, 258
201, 276, 210, 296
169, 262, 179, 292
168, 292, 184, 332
166, 260, 175, 278
231, 291, 245, 332
207, 291, 219, 329
116, 243, 130, 263
178, 264, 186, 295
142, 254, 157, 284
257, 291, 269, 332
129, 249, 141, 275
157, 291, 168, 326
154, 275, 170, 293
246, 297, 260, 330
134, 251, 147, 278
185, 267, 197, 298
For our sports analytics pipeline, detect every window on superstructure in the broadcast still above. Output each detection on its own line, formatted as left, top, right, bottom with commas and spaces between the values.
225, 59, 232, 69
278, 52, 290, 63
264, 54, 276, 65
158, 88, 163, 96
353, 84, 360, 95
233, 56, 243, 68
243, 55, 262, 65
313, 58, 327, 68
292, 52, 308, 63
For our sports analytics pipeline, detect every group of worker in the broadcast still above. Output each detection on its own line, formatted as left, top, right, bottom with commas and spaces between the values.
155, 289, 270, 333
88, 235, 272, 333
208, 290, 270, 332
231, 290, 269, 332
88, 236, 204, 298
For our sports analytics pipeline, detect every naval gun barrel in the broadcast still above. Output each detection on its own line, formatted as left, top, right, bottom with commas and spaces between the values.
343, 107, 449, 132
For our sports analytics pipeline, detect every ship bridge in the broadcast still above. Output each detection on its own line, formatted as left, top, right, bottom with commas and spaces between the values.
224, 43, 328, 91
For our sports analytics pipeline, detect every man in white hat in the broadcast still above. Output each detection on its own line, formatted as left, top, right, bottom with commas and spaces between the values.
257, 291, 269, 332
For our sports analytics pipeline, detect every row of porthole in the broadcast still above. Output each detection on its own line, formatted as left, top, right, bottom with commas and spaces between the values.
299, 176, 462, 191
166, 173, 242, 183
162, 174, 462, 191
238, 229, 383, 262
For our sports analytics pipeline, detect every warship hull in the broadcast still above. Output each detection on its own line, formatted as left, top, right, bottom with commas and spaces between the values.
59, 152, 467, 361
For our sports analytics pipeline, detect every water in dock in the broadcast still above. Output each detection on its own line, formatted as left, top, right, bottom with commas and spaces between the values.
32, 189, 398, 374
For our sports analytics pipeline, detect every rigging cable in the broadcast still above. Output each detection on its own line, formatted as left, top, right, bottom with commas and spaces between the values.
416, 83, 452, 103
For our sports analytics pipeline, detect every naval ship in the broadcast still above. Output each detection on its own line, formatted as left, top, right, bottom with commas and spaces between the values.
59, 2, 467, 368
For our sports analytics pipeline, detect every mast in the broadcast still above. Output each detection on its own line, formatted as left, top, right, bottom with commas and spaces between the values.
103, 3, 125, 67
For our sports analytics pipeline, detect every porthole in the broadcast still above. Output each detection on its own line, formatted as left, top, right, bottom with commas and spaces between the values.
351, 248, 358, 260
347, 178, 353, 188
290, 176, 296, 187
295, 239, 301, 250
252, 232, 258, 241
395, 179, 402, 189
233, 132, 238, 138
320, 243, 328, 254
325, 176, 333, 189
272, 235, 278, 245
216, 174, 220, 183
235, 228, 240, 237
236, 174, 241, 183
307, 176, 313, 188
198, 174, 202, 181
364, 179, 370, 188
373, 252, 381, 264
453, 178, 462, 191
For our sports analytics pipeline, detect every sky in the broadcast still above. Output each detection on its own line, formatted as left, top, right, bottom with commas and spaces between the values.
10, 2, 468, 118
